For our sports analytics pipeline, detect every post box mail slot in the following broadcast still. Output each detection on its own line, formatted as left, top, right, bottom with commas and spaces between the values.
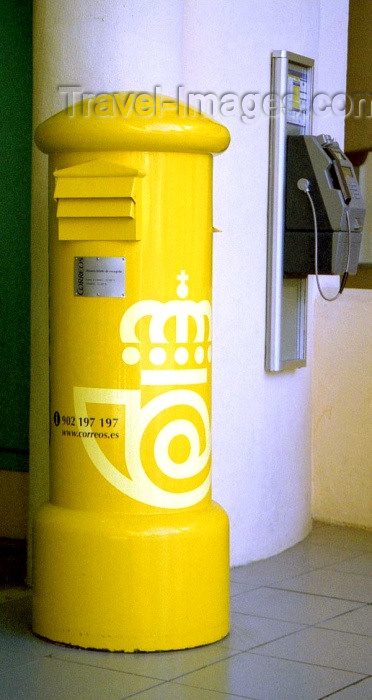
54, 159, 143, 241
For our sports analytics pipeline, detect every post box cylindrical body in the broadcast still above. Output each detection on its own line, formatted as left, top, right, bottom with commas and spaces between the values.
33, 93, 230, 651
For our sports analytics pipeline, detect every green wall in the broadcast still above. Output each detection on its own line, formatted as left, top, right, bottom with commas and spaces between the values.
0, 0, 32, 472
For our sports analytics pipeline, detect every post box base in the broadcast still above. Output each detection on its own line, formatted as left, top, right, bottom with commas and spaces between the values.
32, 501, 229, 652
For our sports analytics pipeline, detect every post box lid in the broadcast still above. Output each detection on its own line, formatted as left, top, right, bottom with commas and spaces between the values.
35, 92, 230, 155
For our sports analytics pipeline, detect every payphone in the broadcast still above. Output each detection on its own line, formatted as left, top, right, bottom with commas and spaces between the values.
285, 134, 365, 298
265, 51, 366, 371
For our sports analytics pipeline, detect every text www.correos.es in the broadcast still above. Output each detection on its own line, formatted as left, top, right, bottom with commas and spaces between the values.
61, 429, 119, 439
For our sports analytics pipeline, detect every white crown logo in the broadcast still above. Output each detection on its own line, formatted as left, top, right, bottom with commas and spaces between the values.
120, 270, 211, 386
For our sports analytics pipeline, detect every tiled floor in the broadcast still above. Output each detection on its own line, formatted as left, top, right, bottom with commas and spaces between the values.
0, 522, 371, 699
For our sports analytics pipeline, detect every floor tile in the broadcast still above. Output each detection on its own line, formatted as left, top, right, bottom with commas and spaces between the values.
0, 629, 59, 670
177, 651, 365, 700
323, 677, 372, 699
52, 643, 237, 682
230, 563, 269, 585
270, 569, 372, 603
0, 596, 56, 670
329, 553, 372, 577
230, 579, 262, 596
307, 525, 372, 552
230, 541, 357, 586
0, 657, 162, 700
250, 627, 372, 674
318, 605, 372, 636
230, 586, 361, 624
216, 612, 306, 651
131, 682, 246, 699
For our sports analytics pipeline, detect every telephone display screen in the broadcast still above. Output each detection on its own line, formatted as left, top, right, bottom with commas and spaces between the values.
287, 65, 309, 130
341, 166, 353, 178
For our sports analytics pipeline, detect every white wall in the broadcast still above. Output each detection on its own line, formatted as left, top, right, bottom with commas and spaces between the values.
31, 0, 350, 568
359, 154, 372, 263
311, 120, 372, 529
312, 290, 372, 528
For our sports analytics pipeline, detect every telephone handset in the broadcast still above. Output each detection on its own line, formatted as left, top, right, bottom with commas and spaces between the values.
321, 139, 352, 205
284, 134, 365, 294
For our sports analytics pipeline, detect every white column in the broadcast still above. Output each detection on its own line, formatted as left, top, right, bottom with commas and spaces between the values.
182, 0, 348, 565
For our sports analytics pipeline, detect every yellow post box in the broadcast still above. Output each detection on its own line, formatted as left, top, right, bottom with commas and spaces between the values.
33, 92, 230, 651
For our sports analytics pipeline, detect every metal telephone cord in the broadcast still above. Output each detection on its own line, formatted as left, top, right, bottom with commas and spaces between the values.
296, 178, 351, 302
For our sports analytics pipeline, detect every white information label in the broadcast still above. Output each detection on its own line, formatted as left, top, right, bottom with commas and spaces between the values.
74, 257, 125, 298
